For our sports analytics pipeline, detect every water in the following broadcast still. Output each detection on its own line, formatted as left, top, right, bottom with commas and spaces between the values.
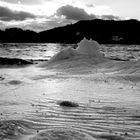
0, 43, 76, 61
0, 43, 140, 61
0, 42, 140, 140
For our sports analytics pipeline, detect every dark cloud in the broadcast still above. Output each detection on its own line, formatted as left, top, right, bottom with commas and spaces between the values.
101, 15, 121, 20
56, 5, 97, 21
0, 6, 35, 21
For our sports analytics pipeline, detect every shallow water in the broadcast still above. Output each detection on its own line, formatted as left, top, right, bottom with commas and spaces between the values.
0, 43, 140, 140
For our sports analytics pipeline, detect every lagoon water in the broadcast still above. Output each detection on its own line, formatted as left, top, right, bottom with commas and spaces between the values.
0, 41, 140, 140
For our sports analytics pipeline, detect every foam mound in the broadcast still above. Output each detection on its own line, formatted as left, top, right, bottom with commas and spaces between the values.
39, 38, 105, 68
76, 38, 103, 57
48, 47, 78, 63
49, 38, 103, 62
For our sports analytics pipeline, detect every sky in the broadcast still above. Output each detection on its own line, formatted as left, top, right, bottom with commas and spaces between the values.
0, 0, 139, 32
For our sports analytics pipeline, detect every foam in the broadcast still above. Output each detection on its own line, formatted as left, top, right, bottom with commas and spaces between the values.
48, 47, 78, 63
39, 38, 104, 68
76, 38, 103, 57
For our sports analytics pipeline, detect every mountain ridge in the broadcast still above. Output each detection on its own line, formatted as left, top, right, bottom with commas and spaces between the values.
0, 19, 140, 44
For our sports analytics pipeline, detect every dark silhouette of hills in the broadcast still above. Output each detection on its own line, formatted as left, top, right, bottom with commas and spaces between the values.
0, 28, 37, 43
0, 19, 140, 44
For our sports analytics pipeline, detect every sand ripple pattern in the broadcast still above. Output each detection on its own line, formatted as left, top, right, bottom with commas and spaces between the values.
0, 98, 137, 140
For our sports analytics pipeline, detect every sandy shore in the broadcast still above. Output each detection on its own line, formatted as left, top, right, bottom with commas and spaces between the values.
0, 39, 140, 140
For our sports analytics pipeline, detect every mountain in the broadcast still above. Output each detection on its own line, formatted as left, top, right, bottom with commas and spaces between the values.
0, 28, 37, 43
0, 19, 140, 44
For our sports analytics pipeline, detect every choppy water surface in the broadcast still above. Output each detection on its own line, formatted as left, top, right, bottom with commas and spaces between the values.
0, 43, 140, 61
0, 43, 140, 140
0, 43, 75, 61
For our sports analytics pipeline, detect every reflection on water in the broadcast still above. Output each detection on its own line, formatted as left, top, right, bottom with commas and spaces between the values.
0, 43, 75, 61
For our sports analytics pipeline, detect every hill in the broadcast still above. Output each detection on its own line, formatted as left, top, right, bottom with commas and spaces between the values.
0, 19, 140, 44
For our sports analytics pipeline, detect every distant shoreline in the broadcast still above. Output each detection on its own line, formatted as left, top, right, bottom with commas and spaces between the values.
1, 19, 140, 44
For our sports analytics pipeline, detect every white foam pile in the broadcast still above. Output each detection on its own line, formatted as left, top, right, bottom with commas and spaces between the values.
39, 38, 106, 69
48, 47, 78, 63
50, 38, 103, 62
76, 38, 103, 57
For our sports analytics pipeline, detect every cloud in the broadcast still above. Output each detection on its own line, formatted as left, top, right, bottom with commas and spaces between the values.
0, 2, 122, 32
86, 3, 95, 8
0, 6, 35, 21
101, 14, 121, 20
0, 21, 6, 29
56, 5, 97, 20
22, 19, 72, 32
1, 0, 45, 5
0, 16, 75, 32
